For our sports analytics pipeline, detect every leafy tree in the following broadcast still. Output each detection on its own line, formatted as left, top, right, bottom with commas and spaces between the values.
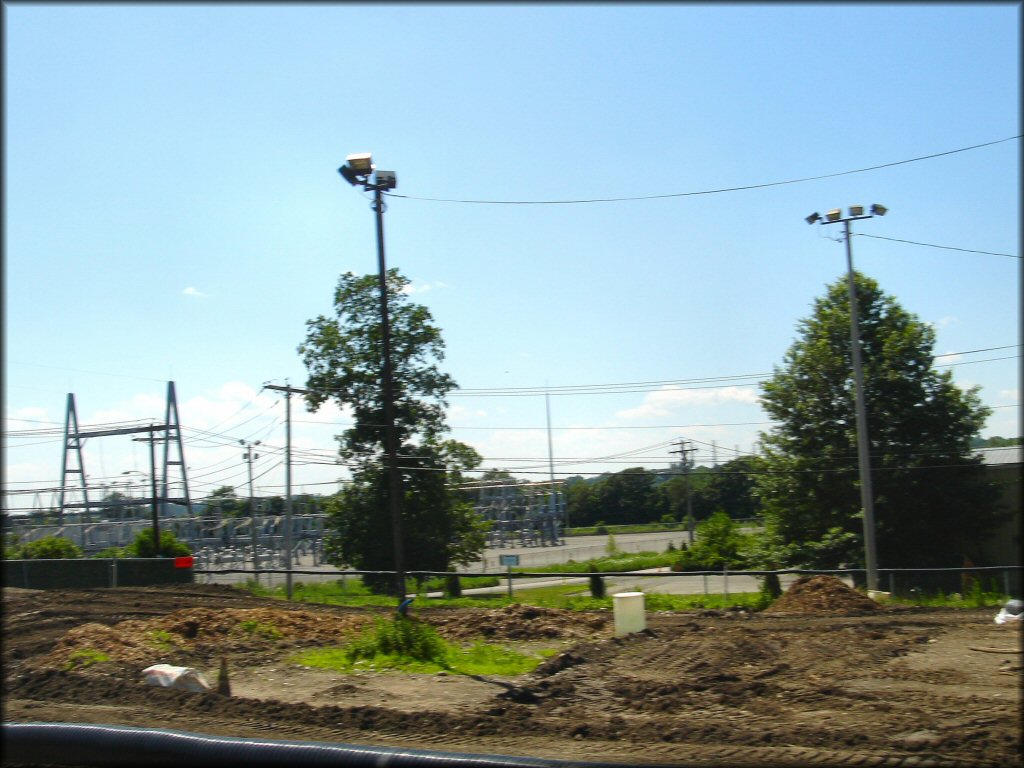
699, 457, 762, 519
15, 535, 83, 559
202, 486, 245, 518
756, 272, 1002, 570
299, 270, 487, 593
566, 468, 665, 527
674, 511, 748, 571
971, 435, 1022, 448
127, 528, 192, 558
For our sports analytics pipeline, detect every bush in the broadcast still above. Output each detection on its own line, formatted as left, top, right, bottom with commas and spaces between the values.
346, 617, 449, 666
674, 511, 748, 571
126, 528, 192, 558
15, 535, 83, 560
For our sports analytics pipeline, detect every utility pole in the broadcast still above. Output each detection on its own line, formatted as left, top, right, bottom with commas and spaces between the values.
671, 440, 698, 545
806, 204, 887, 592
338, 152, 405, 602
241, 439, 261, 582
264, 383, 298, 600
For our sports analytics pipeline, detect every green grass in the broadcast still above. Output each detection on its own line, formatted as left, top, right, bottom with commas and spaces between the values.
564, 523, 684, 536
150, 629, 176, 650
239, 619, 283, 639
885, 579, 1011, 609
290, 616, 548, 675
514, 550, 678, 575
65, 647, 110, 670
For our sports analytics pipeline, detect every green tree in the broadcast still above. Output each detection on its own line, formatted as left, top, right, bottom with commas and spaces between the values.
299, 270, 487, 593
695, 457, 762, 520
127, 528, 192, 558
203, 486, 245, 518
568, 468, 665, 527
674, 511, 748, 570
756, 273, 1002, 570
15, 535, 83, 559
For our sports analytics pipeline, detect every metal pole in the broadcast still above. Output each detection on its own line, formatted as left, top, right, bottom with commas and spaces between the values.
545, 391, 559, 534
373, 186, 406, 602
284, 387, 293, 600
245, 445, 259, 582
148, 432, 160, 556
844, 219, 879, 592
684, 442, 695, 545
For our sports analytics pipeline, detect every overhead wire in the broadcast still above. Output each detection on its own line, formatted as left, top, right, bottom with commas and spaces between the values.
385, 136, 1020, 206
855, 234, 1019, 259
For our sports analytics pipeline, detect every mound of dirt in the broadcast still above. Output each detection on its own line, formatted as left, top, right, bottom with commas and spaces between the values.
768, 575, 879, 615
32, 607, 375, 671
428, 603, 609, 641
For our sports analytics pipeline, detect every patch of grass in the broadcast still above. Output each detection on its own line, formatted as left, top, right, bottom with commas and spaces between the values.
239, 620, 283, 640
515, 551, 678, 575
290, 616, 547, 676
415, 575, 501, 592
65, 648, 110, 670
150, 629, 176, 650
889, 580, 1010, 609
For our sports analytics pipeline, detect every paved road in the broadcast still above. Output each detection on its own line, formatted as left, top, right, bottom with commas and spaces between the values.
199, 529, 826, 598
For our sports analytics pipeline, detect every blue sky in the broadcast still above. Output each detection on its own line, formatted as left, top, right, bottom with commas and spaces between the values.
4, 3, 1020, 511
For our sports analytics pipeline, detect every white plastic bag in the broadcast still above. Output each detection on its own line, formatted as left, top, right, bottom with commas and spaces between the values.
993, 599, 1023, 625
142, 664, 211, 693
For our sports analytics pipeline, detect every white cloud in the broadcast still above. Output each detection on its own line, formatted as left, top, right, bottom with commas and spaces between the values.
182, 287, 208, 298
615, 386, 761, 421
401, 280, 448, 295
929, 316, 958, 329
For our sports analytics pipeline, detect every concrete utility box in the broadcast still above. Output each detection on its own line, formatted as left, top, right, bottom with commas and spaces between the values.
612, 591, 646, 636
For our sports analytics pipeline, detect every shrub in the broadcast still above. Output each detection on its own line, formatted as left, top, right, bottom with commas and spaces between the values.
674, 511, 748, 571
15, 535, 83, 560
346, 617, 449, 666
126, 528, 191, 558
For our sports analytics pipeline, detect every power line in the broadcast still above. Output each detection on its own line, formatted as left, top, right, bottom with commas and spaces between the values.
386, 136, 1020, 205
855, 233, 1018, 259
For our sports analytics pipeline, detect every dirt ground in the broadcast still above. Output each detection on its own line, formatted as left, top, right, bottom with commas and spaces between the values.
2, 577, 1021, 767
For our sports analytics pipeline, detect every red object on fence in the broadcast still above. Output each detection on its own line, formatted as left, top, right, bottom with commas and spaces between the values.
174, 556, 194, 569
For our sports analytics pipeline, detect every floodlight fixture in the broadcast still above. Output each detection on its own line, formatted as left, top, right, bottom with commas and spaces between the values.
346, 152, 374, 173
806, 212, 821, 225
849, 205, 865, 217
338, 152, 375, 186
826, 209, 842, 222
871, 203, 887, 216
374, 170, 398, 190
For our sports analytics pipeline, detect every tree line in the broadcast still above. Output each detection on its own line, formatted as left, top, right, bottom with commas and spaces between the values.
293, 268, 1010, 596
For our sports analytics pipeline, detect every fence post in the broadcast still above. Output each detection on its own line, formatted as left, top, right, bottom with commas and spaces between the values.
1004, 569, 1010, 597
888, 572, 895, 596
723, 564, 729, 600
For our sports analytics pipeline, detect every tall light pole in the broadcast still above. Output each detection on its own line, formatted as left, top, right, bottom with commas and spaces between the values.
806, 204, 888, 592
240, 439, 261, 581
338, 152, 406, 602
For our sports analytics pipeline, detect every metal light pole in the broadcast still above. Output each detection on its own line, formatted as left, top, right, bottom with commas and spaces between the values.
240, 439, 261, 581
338, 152, 406, 602
806, 204, 888, 592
